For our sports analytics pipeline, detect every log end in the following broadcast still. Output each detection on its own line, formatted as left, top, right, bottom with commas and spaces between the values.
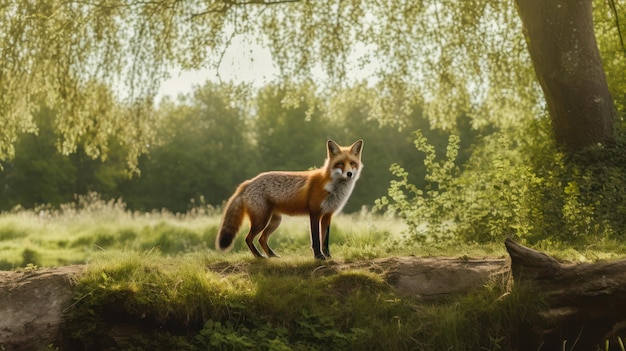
504, 238, 560, 281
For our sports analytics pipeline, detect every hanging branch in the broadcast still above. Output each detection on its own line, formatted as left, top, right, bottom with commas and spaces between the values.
608, 0, 626, 55
190, 0, 300, 18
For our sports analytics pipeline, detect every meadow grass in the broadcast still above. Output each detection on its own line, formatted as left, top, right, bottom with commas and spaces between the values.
0, 194, 464, 269
3, 197, 626, 349
2, 195, 625, 270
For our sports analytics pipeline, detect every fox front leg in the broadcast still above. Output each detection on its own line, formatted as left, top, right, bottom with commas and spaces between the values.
309, 214, 325, 260
321, 213, 332, 259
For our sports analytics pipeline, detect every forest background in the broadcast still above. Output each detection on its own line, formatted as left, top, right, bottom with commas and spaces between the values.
0, 81, 450, 215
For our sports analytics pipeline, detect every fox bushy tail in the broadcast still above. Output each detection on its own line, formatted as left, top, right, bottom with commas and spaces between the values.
216, 192, 246, 251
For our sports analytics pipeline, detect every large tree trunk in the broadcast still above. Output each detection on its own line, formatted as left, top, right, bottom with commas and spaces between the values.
515, 0, 615, 150
506, 238, 626, 350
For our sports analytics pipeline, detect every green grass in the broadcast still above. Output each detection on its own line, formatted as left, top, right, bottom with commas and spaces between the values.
2, 198, 626, 270
0, 196, 503, 269
62, 250, 544, 351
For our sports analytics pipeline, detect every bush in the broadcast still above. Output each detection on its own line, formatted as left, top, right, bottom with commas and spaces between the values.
377, 120, 626, 245
375, 129, 462, 243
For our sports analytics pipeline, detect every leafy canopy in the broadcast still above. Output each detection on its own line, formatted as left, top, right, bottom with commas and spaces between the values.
1, 0, 544, 165
2, 0, 624, 167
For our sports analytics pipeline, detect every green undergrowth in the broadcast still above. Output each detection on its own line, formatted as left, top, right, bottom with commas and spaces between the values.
62, 251, 543, 351
0, 195, 408, 269
4, 193, 626, 271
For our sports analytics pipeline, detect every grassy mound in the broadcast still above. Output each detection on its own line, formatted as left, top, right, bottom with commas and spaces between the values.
62, 252, 542, 351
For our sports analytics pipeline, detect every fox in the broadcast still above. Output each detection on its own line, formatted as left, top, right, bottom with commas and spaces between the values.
215, 139, 363, 260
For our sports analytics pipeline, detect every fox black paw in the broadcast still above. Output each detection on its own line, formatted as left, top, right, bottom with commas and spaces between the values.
314, 254, 326, 260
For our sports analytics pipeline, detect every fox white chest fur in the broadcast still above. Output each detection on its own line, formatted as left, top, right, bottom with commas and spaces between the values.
321, 164, 361, 214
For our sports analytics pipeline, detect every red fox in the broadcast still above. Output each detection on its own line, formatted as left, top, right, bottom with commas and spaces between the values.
216, 139, 363, 260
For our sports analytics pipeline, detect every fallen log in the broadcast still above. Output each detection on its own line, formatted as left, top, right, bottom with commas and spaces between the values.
0, 266, 83, 351
505, 238, 626, 350
359, 256, 508, 299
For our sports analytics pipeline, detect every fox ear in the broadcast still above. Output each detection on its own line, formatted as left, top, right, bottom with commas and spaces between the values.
327, 140, 341, 156
350, 140, 363, 156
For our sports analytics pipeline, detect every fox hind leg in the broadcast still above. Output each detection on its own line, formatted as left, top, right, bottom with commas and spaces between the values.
259, 213, 282, 257
245, 211, 272, 258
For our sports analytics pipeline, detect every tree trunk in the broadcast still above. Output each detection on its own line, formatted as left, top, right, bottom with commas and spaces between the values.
515, 0, 615, 150
505, 238, 626, 350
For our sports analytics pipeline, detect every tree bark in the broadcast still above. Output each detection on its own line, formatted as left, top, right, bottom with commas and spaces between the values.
506, 238, 626, 350
515, 0, 615, 150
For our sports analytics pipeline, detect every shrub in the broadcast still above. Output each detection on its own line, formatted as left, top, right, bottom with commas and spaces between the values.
375, 129, 462, 243
377, 120, 626, 245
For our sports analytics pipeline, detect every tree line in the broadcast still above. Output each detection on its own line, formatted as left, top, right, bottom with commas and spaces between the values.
0, 82, 484, 214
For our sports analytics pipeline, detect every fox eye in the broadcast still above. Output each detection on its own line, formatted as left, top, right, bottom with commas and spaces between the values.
350, 161, 357, 167
334, 162, 343, 169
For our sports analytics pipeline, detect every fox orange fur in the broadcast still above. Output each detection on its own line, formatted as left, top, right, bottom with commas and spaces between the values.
216, 140, 364, 260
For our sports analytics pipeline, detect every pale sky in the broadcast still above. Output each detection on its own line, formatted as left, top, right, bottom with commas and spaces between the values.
156, 35, 379, 101
157, 36, 278, 100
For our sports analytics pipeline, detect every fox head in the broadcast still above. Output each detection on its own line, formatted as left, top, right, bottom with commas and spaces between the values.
326, 139, 364, 181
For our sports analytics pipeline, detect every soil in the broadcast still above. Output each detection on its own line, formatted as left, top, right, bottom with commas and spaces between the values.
0, 257, 508, 351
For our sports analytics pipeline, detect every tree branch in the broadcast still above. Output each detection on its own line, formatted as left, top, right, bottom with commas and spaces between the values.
607, 0, 626, 55
190, 0, 300, 19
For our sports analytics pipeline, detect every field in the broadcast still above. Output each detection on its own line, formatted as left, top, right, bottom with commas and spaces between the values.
2, 197, 626, 350
0, 196, 415, 269
0, 193, 512, 270
1, 194, 624, 270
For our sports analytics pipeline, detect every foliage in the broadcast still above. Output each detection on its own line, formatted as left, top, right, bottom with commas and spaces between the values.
377, 118, 626, 246
118, 82, 255, 212
594, 0, 626, 117
0, 107, 127, 209
1, 0, 169, 165
3, 0, 622, 166
375, 130, 462, 242
1, 0, 625, 216
252, 0, 542, 130
254, 83, 331, 171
